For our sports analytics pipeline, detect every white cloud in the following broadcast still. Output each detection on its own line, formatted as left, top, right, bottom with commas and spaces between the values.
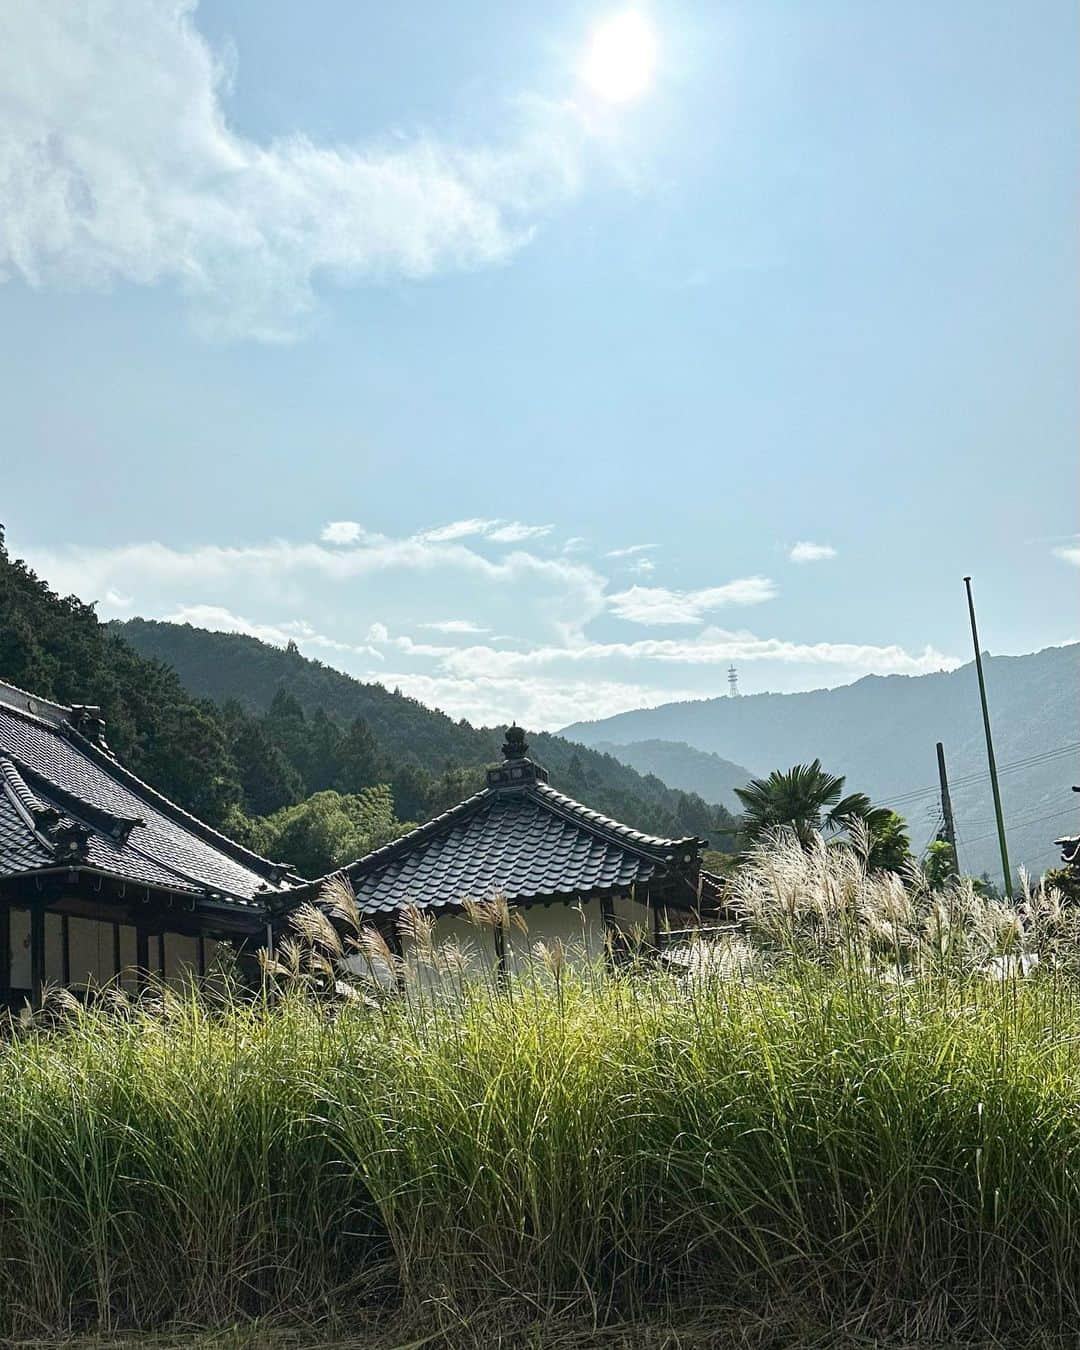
373, 671, 698, 730
321, 521, 369, 545
418, 519, 501, 543
103, 589, 133, 609
605, 543, 655, 558
608, 578, 777, 624
418, 519, 552, 545
22, 525, 964, 729
439, 633, 958, 679
166, 604, 383, 659
486, 522, 553, 543
562, 537, 588, 554
1053, 545, 1080, 567
789, 541, 837, 564
0, 1, 591, 340
418, 619, 490, 634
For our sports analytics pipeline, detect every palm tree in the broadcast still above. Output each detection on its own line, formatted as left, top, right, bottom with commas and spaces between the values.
734, 759, 889, 850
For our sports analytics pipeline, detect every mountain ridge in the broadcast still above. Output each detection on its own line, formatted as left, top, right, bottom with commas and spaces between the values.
112, 618, 738, 844
563, 644, 1080, 880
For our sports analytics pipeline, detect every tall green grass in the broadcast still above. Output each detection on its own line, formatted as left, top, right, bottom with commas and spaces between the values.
2, 839, 1079, 1341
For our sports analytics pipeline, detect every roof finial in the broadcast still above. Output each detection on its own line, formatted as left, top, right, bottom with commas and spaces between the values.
502, 722, 528, 761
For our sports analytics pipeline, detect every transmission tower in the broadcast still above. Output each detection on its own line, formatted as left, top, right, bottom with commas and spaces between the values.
727, 664, 739, 698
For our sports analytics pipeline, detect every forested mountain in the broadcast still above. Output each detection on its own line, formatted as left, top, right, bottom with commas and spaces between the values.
592, 740, 752, 812
114, 618, 737, 847
564, 645, 1080, 880
1, 538, 735, 877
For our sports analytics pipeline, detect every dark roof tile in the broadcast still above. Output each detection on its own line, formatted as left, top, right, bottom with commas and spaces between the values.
287, 757, 701, 918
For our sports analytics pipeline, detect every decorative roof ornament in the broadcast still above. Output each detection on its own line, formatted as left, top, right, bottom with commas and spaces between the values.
502, 723, 528, 761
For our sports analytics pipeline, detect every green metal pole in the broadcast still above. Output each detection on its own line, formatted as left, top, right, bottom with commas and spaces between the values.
963, 577, 1013, 899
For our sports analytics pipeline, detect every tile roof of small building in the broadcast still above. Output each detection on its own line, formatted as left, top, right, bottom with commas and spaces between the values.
287, 725, 704, 919
0, 680, 296, 906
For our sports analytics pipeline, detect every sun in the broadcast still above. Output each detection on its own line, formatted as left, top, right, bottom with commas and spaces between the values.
582, 12, 657, 104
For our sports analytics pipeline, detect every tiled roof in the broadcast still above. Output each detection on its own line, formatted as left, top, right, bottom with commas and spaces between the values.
288, 750, 703, 919
0, 684, 296, 905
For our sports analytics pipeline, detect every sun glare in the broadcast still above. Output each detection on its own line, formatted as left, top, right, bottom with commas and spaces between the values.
582, 12, 657, 103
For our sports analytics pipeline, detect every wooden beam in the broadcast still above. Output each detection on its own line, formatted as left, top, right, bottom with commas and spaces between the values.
157, 933, 166, 978
0, 902, 10, 1006
112, 924, 121, 981
60, 915, 71, 987
197, 935, 206, 979
493, 922, 508, 986
30, 905, 45, 1007
135, 927, 150, 991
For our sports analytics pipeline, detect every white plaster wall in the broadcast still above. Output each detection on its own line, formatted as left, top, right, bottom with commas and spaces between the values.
4, 906, 230, 993
611, 894, 654, 940
506, 899, 607, 970
389, 899, 608, 993
66, 916, 115, 986
9, 907, 30, 989
164, 933, 200, 986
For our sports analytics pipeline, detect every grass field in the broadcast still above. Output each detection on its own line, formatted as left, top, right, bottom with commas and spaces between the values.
2, 836, 1078, 1347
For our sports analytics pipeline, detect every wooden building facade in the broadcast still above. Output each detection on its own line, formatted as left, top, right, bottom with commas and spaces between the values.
0, 680, 297, 1008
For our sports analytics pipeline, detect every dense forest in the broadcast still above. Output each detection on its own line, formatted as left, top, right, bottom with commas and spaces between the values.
0, 533, 736, 877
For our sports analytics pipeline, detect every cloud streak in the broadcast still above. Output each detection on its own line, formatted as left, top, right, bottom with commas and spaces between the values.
789, 541, 837, 564
0, 0, 590, 340
22, 524, 963, 728
608, 578, 777, 624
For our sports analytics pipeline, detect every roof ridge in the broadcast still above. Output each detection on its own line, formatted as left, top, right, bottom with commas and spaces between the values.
6, 752, 144, 840
0, 755, 64, 853
0, 686, 72, 732
531, 780, 700, 859
61, 722, 299, 888
287, 787, 493, 897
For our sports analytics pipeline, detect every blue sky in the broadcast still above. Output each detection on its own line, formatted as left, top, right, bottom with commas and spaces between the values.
2, 0, 1077, 728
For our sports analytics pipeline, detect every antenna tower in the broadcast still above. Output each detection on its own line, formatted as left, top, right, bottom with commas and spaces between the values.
727, 664, 739, 698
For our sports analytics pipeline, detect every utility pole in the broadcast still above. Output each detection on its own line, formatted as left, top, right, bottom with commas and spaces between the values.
963, 576, 1013, 899
935, 741, 958, 874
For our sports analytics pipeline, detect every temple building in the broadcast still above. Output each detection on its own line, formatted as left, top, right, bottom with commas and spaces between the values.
0, 680, 296, 1007
0, 682, 712, 1005
280, 725, 711, 969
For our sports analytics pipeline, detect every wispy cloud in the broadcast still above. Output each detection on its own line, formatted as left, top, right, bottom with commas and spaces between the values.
417, 619, 490, 634
0, 1, 592, 340
605, 543, 655, 558
22, 525, 963, 729
789, 541, 837, 564
165, 605, 383, 660
608, 578, 777, 625
486, 522, 553, 543
418, 519, 552, 545
321, 521, 372, 545
1053, 545, 1080, 567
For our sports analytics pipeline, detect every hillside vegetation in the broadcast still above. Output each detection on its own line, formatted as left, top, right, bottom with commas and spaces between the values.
113, 617, 738, 847
594, 737, 752, 811
0, 537, 738, 877
566, 644, 1080, 880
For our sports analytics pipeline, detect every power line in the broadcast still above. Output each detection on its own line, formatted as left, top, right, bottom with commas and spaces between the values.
876, 741, 1080, 811
959, 803, 1078, 846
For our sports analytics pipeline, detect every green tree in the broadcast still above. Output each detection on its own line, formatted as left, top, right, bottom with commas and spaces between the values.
865, 809, 912, 873
241, 786, 409, 879
734, 759, 883, 850
332, 716, 383, 794
924, 838, 959, 890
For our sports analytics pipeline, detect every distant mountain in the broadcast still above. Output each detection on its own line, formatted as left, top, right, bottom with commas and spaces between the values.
593, 739, 753, 813
563, 644, 1080, 882
113, 619, 738, 843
